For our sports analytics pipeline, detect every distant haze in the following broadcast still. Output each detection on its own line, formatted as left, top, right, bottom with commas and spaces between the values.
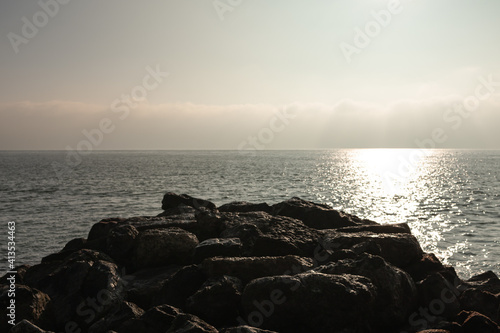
1, 0, 499, 150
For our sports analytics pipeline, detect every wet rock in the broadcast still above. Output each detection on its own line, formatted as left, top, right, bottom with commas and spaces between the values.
202, 255, 313, 284
88, 301, 144, 333
219, 201, 273, 214
193, 238, 243, 263
162, 192, 216, 211
159, 265, 207, 309
9, 320, 54, 333
0, 284, 52, 332
459, 288, 499, 324
272, 197, 376, 229
316, 253, 417, 326
186, 276, 243, 326
320, 230, 424, 268
241, 272, 376, 332
457, 310, 500, 333
131, 228, 198, 270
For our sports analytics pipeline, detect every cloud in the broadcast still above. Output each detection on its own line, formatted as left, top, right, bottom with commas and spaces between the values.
1, 96, 499, 150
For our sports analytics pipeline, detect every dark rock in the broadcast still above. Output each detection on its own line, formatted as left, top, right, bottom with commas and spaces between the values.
140, 304, 183, 332
162, 192, 216, 211
124, 265, 180, 310
457, 310, 500, 333
166, 313, 218, 333
88, 301, 144, 333
186, 275, 243, 326
417, 273, 461, 320
159, 265, 207, 309
157, 204, 197, 217
220, 223, 263, 255
131, 228, 198, 270
416, 330, 452, 333
9, 320, 54, 333
336, 222, 411, 234
193, 238, 243, 263
0, 284, 52, 332
106, 224, 139, 264
87, 219, 120, 250
220, 327, 278, 333
241, 272, 376, 332
405, 253, 448, 282
202, 255, 313, 284
320, 230, 424, 268
463, 271, 500, 294
316, 253, 417, 326
459, 288, 499, 324
62, 237, 87, 252
271, 197, 376, 229
219, 201, 273, 214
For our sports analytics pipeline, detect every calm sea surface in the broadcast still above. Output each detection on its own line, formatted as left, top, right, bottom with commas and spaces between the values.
1, 150, 499, 279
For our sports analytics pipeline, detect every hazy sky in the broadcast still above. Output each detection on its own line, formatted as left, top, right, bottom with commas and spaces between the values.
1, 0, 499, 150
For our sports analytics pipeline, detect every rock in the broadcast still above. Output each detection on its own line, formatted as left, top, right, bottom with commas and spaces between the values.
202, 255, 313, 284
88, 301, 144, 333
162, 192, 216, 211
62, 237, 87, 252
124, 265, 181, 310
193, 238, 243, 263
220, 326, 278, 333
316, 253, 417, 326
271, 197, 376, 229
131, 228, 199, 270
459, 288, 499, 324
0, 284, 52, 332
23, 250, 124, 331
417, 273, 461, 320
457, 310, 500, 333
463, 271, 500, 294
87, 219, 120, 250
157, 204, 197, 217
405, 253, 448, 282
9, 320, 54, 333
336, 222, 411, 234
159, 265, 207, 309
106, 224, 139, 264
166, 313, 218, 333
320, 231, 424, 268
415, 330, 451, 333
186, 276, 243, 326
218, 201, 273, 214
241, 272, 376, 332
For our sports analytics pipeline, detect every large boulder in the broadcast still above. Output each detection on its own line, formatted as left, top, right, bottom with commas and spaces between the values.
202, 255, 313, 284
193, 238, 243, 263
241, 272, 376, 332
162, 192, 216, 211
272, 197, 377, 229
158, 265, 207, 309
459, 288, 499, 324
218, 201, 273, 214
186, 275, 243, 326
457, 310, 500, 333
105, 224, 139, 264
316, 253, 417, 327
461, 271, 500, 294
131, 228, 199, 270
320, 231, 424, 268
416, 272, 461, 320
88, 301, 144, 333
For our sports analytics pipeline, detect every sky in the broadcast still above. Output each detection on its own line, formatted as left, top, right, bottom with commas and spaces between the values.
0, 0, 499, 150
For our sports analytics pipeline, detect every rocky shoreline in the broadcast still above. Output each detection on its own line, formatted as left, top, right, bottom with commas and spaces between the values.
2, 193, 500, 333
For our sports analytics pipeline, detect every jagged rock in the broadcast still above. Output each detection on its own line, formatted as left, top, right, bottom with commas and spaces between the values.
23, 250, 124, 331
0, 284, 52, 332
9, 320, 54, 333
88, 301, 144, 333
159, 265, 207, 309
186, 276, 243, 326
320, 231, 424, 268
162, 192, 216, 211
124, 265, 181, 310
457, 310, 500, 333
241, 272, 376, 332
218, 201, 273, 214
220, 326, 278, 333
417, 273, 461, 320
459, 288, 499, 324
131, 228, 198, 270
272, 197, 376, 229
193, 238, 243, 263
316, 253, 417, 326
202, 255, 313, 284
106, 224, 139, 264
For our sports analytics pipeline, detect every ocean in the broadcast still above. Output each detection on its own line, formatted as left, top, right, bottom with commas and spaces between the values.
1, 149, 499, 279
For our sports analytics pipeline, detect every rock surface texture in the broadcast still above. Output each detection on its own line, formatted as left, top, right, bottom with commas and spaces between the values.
2, 192, 499, 332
